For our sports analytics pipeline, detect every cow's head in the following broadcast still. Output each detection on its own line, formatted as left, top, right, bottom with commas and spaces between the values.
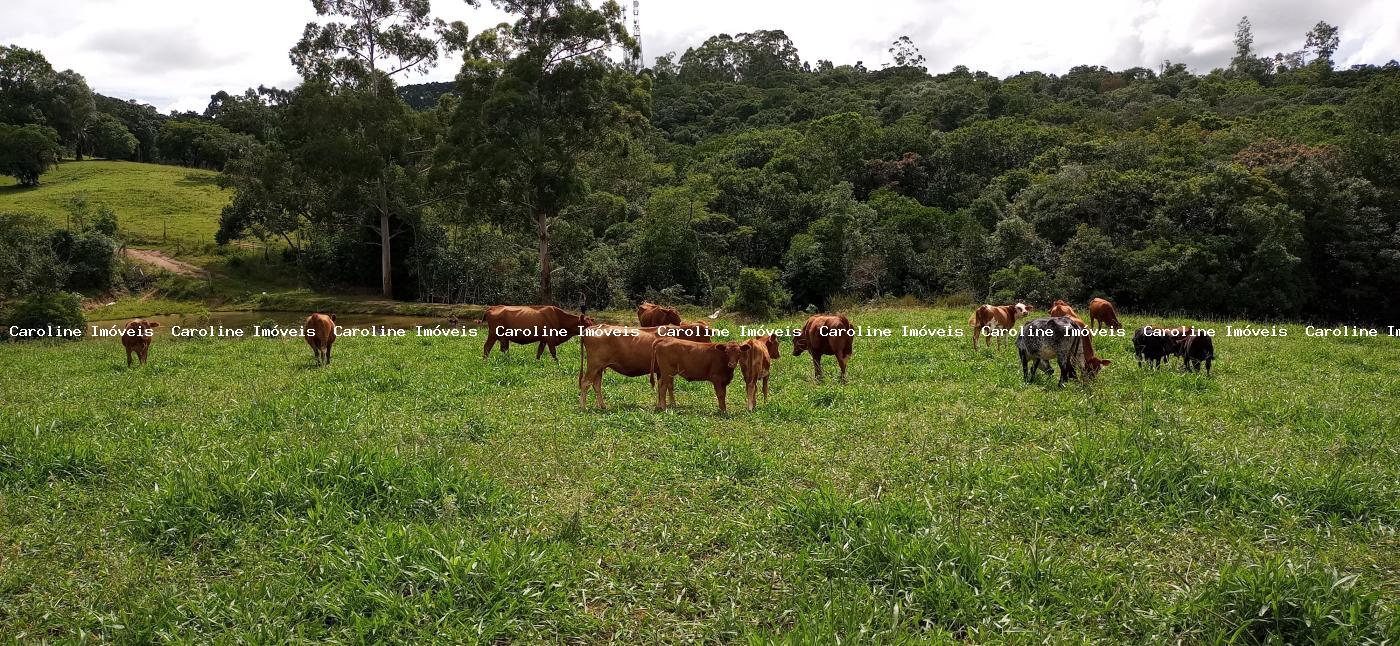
1084, 356, 1112, 379
1013, 302, 1031, 317
760, 335, 780, 359
721, 342, 743, 369
792, 332, 808, 357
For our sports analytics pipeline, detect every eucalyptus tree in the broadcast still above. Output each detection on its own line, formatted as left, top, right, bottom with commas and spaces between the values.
436, 0, 646, 304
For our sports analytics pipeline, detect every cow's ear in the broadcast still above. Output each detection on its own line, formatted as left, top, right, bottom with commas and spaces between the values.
149, 322, 161, 328
330, 314, 337, 322
741, 344, 752, 353
1099, 359, 1112, 366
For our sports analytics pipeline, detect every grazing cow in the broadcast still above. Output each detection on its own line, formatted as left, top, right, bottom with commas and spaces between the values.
1132, 325, 1191, 368
304, 313, 337, 365
969, 303, 1032, 350
738, 335, 781, 411
651, 338, 744, 413
793, 314, 854, 382
637, 302, 682, 327
482, 305, 594, 361
1182, 331, 1215, 374
1016, 316, 1111, 386
121, 319, 160, 367
1088, 298, 1122, 330
1049, 300, 1077, 319
578, 325, 665, 410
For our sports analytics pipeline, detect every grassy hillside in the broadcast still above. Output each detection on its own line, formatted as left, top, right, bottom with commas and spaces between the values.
0, 160, 229, 244
2, 307, 1398, 642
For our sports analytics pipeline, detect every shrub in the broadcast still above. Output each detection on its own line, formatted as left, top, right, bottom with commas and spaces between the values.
51, 230, 116, 291
0, 212, 68, 299
729, 268, 782, 318
1, 291, 85, 339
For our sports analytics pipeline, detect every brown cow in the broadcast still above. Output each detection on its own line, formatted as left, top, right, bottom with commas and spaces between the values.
121, 319, 160, 367
738, 335, 781, 411
1049, 300, 1077, 319
969, 302, 1031, 350
304, 313, 337, 365
1088, 297, 1122, 330
793, 314, 854, 382
482, 305, 593, 361
637, 302, 682, 327
578, 325, 664, 410
650, 338, 744, 413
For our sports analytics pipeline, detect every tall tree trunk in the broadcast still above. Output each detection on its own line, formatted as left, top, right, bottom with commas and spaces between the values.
378, 177, 393, 299
537, 211, 552, 305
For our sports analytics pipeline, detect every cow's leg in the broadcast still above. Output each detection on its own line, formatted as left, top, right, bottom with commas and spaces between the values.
593, 373, 606, 409
126, 348, 134, 368
324, 343, 332, 366
535, 342, 546, 360
1020, 350, 1030, 382
811, 353, 823, 380
762, 377, 769, 402
578, 366, 592, 409
1205, 358, 1212, 375
548, 343, 559, 362
746, 380, 757, 411
482, 334, 497, 359
971, 326, 980, 350
715, 382, 728, 414
656, 375, 669, 411
837, 353, 849, 383
140, 347, 149, 365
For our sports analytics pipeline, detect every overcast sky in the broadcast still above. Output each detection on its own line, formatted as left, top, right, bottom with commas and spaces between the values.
3, 0, 1396, 113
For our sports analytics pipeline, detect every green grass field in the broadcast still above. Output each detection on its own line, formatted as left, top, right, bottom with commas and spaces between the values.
0, 160, 229, 244
2, 307, 1398, 642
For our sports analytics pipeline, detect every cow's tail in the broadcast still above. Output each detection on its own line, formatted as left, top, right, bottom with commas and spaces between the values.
578, 336, 586, 389
649, 345, 659, 387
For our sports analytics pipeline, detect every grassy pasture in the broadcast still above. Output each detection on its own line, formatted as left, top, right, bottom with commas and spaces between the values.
1, 307, 1398, 642
0, 160, 228, 244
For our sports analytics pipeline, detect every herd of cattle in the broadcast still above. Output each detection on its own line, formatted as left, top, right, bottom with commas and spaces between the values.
116, 297, 1215, 412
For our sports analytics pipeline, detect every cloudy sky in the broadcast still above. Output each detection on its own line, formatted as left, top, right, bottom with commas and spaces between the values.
3, 0, 1396, 113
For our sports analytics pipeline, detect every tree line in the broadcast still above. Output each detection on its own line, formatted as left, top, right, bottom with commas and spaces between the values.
4, 6, 1399, 323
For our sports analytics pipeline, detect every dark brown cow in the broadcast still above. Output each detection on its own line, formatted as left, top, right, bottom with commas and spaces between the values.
304, 313, 337, 365
738, 335, 781, 411
1088, 297, 1122, 330
969, 302, 1031, 350
121, 319, 160, 367
637, 302, 682, 327
578, 325, 664, 410
793, 314, 854, 382
482, 305, 593, 361
650, 338, 744, 413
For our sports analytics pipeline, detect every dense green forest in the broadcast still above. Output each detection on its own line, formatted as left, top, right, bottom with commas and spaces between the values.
3, 3, 1399, 322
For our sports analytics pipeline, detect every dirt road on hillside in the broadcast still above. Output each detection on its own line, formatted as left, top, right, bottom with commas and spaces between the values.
124, 248, 208, 277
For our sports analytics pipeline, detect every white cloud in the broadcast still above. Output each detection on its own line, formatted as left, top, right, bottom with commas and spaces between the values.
1, 0, 1394, 113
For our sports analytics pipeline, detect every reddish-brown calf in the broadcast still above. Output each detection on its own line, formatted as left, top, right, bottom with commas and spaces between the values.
121, 319, 160, 367
651, 338, 743, 413
304, 313, 337, 365
793, 314, 854, 382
